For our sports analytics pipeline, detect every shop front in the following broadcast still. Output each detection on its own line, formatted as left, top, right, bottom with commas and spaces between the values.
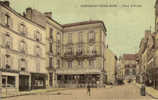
19, 74, 30, 91
31, 73, 47, 90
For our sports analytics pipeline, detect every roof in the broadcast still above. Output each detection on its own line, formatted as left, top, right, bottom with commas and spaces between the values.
0, 2, 45, 29
123, 54, 137, 60
62, 20, 107, 32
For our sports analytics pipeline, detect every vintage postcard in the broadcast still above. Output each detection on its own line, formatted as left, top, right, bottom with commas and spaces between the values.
0, 0, 157, 100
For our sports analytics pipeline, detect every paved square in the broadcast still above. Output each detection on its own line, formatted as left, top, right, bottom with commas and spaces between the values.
3, 84, 154, 100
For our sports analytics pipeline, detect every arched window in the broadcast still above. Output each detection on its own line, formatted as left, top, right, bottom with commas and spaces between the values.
19, 40, 27, 53
4, 34, 12, 49
18, 23, 27, 35
34, 31, 42, 42
19, 58, 27, 71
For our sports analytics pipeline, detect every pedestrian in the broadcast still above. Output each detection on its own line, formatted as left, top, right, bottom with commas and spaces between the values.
87, 84, 91, 96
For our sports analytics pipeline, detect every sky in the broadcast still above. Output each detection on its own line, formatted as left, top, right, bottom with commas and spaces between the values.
8, 0, 156, 56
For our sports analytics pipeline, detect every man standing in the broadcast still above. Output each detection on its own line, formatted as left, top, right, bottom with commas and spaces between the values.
87, 84, 91, 96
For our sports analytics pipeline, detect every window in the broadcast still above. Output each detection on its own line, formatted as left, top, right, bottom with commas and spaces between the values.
49, 57, 53, 67
2, 76, 16, 87
34, 31, 42, 42
68, 33, 72, 43
19, 58, 27, 71
78, 32, 83, 43
67, 47, 73, 53
35, 45, 42, 57
68, 61, 72, 68
18, 23, 27, 35
4, 34, 12, 49
4, 14, 12, 27
36, 61, 40, 72
56, 32, 60, 43
77, 45, 83, 55
5, 54, 11, 69
57, 59, 60, 68
89, 60, 94, 66
126, 69, 129, 75
49, 28, 53, 39
49, 43, 53, 53
19, 40, 27, 53
7, 76, 15, 87
88, 31, 95, 42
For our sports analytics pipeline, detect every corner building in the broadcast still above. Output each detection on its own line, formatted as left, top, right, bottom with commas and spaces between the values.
0, 1, 108, 91
56, 21, 107, 88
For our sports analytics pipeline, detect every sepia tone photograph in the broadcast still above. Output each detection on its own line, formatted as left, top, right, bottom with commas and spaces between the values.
0, 0, 157, 100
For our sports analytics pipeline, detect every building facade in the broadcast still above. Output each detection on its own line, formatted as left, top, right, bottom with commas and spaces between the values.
0, 1, 48, 92
0, 1, 113, 92
105, 48, 117, 84
122, 54, 137, 81
56, 21, 107, 88
116, 57, 125, 83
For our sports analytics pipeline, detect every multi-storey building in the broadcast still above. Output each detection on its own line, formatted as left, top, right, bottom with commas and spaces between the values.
122, 54, 137, 81
116, 57, 125, 83
136, 30, 155, 85
105, 48, 117, 84
55, 21, 107, 88
0, 1, 47, 92
0, 1, 112, 92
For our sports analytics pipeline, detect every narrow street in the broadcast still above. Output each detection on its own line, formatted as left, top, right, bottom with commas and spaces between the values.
3, 83, 153, 100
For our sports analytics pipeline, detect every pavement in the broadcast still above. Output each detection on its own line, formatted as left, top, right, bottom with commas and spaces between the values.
2, 84, 153, 100
1, 88, 69, 98
135, 83, 158, 99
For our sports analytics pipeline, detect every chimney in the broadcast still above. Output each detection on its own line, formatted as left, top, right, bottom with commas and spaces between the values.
44, 12, 52, 18
0, 1, 10, 7
25, 7, 32, 19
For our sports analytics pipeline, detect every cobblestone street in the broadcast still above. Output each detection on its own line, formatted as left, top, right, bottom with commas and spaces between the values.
2, 84, 154, 100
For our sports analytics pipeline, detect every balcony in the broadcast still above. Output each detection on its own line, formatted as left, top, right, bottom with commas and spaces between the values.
62, 50, 99, 60
46, 66, 56, 71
